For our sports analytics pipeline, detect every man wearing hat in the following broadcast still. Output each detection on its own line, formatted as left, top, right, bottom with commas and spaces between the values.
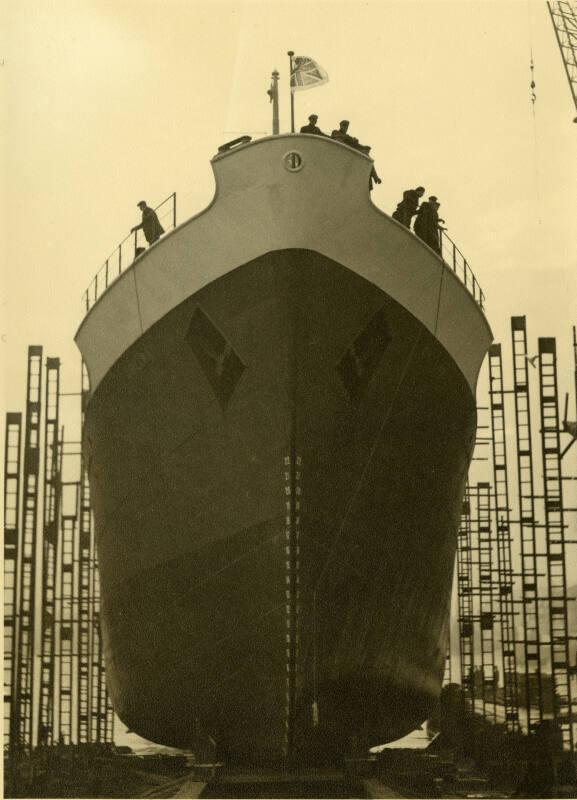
131, 201, 165, 246
330, 121, 381, 190
414, 195, 443, 254
330, 119, 361, 149
300, 114, 326, 136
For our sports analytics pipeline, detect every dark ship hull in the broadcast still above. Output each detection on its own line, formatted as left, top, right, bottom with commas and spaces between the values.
77, 135, 491, 762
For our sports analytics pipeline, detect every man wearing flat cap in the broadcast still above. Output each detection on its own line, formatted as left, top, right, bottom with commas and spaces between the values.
131, 201, 165, 246
300, 114, 326, 136
330, 119, 361, 149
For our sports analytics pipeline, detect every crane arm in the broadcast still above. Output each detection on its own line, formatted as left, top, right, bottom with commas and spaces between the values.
547, 1, 577, 119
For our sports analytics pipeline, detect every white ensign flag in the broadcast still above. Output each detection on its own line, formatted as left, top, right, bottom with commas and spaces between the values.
290, 57, 329, 92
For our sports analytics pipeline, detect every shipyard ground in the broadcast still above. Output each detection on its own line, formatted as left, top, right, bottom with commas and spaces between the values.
5, 742, 577, 799
140, 755, 577, 799
5, 696, 577, 800
3, 746, 192, 799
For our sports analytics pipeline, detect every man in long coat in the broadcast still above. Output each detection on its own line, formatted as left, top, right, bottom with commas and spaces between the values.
131, 201, 165, 245
413, 195, 442, 253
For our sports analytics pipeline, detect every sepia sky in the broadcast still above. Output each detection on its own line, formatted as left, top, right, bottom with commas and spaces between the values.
3, 0, 576, 405
2, 0, 576, 750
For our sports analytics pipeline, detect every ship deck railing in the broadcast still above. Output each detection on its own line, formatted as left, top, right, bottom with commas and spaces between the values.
82, 192, 176, 312
439, 229, 485, 310
80, 189, 485, 315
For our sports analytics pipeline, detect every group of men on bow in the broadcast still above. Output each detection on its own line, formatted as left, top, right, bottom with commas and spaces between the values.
131, 121, 446, 258
300, 115, 382, 191
300, 115, 446, 252
392, 187, 446, 254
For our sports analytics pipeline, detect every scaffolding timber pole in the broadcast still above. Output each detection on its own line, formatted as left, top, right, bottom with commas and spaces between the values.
82, 363, 93, 741
572, 324, 577, 430
38, 357, 62, 747
488, 344, 520, 731
511, 316, 544, 733
105, 690, 115, 744
80, 360, 112, 746
443, 594, 452, 687
474, 483, 498, 723
4, 412, 23, 751
89, 546, 105, 743
568, 325, 577, 462
77, 466, 92, 744
538, 337, 575, 751
457, 484, 476, 705
56, 483, 79, 745
14, 345, 44, 750
83, 362, 102, 743
83, 363, 96, 742
443, 644, 452, 686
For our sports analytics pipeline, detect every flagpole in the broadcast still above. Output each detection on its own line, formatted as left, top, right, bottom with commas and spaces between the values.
271, 70, 280, 135
287, 50, 295, 133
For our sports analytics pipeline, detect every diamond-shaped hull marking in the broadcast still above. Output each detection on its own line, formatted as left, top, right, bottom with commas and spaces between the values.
185, 306, 245, 409
336, 307, 391, 402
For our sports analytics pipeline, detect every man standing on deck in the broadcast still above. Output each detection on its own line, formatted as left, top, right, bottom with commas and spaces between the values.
363, 146, 382, 191
300, 114, 326, 136
331, 119, 362, 149
331, 121, 381, 190
131, 201, 165, 245
392, 186, 425, 228
414, 195, 442, 254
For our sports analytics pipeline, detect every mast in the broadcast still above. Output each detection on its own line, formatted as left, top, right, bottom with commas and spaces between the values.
270, 70, 280, 135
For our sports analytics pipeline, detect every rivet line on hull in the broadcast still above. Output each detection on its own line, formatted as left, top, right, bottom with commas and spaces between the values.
283, 453, 302, 757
